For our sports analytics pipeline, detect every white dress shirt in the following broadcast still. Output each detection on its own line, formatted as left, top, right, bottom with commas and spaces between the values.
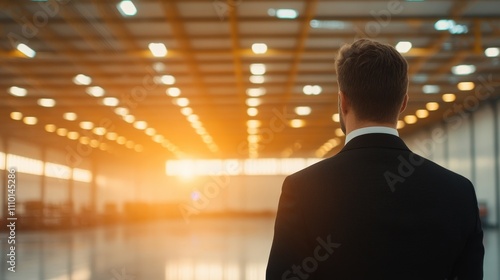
345, 126, 399, 145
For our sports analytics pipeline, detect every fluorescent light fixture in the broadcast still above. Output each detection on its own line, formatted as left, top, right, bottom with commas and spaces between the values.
23, 116, 38, 125
449, 24, 468, 34
404, 115, 418, 124
250, 64, 266, 75
17, 43, 36, 58
485, 47, 500, 57
270, 8, 298, 19
246, 88, 266, 97
249, 75, 265, 84
123, 114, 135, 123
310, 20, 346, 29
92, 127, 106, 136
114, 107, 129, 116
37, 98, 56, 107
152, 134, 164, 143
246, 98, 262, 107
422, 85, 440, 94
79, 121, 94, 130
294, 106, 312, 116
117, 0, 137, 17
290, 119, 306, 128
415, 109, 429, 118
86, 86, 105, 97
148, 43, 167, 57
442, 93, 456, 102
73, 74, 92, 85
395, 41, 412, 53
434, 19, 455, 31
45, 124, 56, 132
252, 43, 268, 54
63, 112, 77, 121
102, 97, 119, 106
174, 97, 189, 107
9, 86, 27, 97
181, 107, 193, 116
457, 82, 475, 91
160, 75, 176, 85
133, 121, 148, 130
10, 112, 23, 120
451, 65, 476, 75
425, 102, 439, 111
247, 108, 258, 116
247, 127, 258, 134
67, 131, 79, 140
145, 128, 156, 136
167, 87, 181, 97
303, 85, 322, 95
246, 120, 261, 128
187, 114, 199, 123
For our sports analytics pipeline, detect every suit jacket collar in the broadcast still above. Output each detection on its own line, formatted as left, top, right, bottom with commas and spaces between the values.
339, 133, 410, 154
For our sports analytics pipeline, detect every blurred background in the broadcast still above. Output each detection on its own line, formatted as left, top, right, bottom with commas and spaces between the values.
0, 0, 499, 279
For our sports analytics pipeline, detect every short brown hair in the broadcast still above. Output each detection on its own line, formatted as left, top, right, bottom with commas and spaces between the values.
335, 39, 408, 123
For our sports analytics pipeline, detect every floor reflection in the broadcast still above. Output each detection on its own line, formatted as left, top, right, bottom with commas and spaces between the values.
0, 217, 498, 280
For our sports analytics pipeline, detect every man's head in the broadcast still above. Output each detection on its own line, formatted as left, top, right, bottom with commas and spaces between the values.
335, 39, 409, 133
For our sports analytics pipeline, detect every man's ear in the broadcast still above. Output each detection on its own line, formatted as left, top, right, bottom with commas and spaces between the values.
339, 91, 350, 114
399, 93, 409, 113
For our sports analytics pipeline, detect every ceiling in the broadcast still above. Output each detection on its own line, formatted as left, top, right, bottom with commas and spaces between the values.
1, 0, 500, 162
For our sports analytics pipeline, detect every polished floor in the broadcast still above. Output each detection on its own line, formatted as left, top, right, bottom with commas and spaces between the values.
1, 217, 499, 280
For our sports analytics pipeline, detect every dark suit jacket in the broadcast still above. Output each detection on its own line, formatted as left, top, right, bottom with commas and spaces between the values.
266, 133, 484, 279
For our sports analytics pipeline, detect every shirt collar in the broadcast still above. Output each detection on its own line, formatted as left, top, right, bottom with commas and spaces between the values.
345, 126, 399, 144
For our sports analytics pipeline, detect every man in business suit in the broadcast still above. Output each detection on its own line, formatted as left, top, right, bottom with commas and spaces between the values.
266, 39, 484, 279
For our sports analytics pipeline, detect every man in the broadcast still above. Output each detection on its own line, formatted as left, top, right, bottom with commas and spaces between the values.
266, 39, 484, 279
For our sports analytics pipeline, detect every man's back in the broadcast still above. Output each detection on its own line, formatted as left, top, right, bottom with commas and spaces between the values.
266, 134, 484, 279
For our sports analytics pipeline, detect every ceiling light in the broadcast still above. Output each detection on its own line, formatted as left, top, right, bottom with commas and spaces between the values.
249, 76, 265, 84
73, 74, 92, 85
246, 98, 262, 107
434, 19, 455, 31
79, 137, 90, 145
133, 121, 147, 130
174, 97, 189, 107
134, 144, 144, 152
99, 143, 108, 151
485, 47, 500, 57
67, 131, 79, 140
202, 134, 213, 144
247, 127, 258, 134
252, 43, 268, 54
106, 132, 118, 141
246, 88, 266, 97
23, 117, 38, 125
404, 115, 418, 124
397, 120, 405, 129
195, 127, 206, 135
303, 85, 322, 95
426, 102, 439, 111
123, 115, 135, 123
114, 107, 129, 116
86, 86, 105, 97
167, 87, 181, 97
125, 140, 134, 149
148, 43, 167, 57
310, 20, 346, 29
294, 106, 312, 116
247, 108, 258, 117
9, 86, 27, 97
160, 75, 176, 85
181, 107, 193, 116
246, 120, 261, 128
17, 43, 36, 58
56, 128, 68, 136
153, 62, 166, 72
190, 121, 202, 129
289, 119, 305, 128
442, 93, 456, 102
335, 128, 344, 137
145, 128, 156, 136
250, 64, 266, 75
449, 24, 468, 34
117, 136, 127, 145
89, 140, 99, 148
457, 82, 475, 91
451, 65, 476, 75
45, 124, 56, 132
10, 112, 23, 120
332, 113, 340, 123
63, 112, 77, 121
117, 0, 137, 17
152, 135, 164, 143
37, 98, 56, 107
416, 109, 429, 118
422, 85, 440, 94
93, 127, 106, 135
248, 135, 260, 143
268, 8, 298, 19
187, 114, 199, 122
395, 41, 412, 53
102, 97, 119, 106
79, 121, 94, 130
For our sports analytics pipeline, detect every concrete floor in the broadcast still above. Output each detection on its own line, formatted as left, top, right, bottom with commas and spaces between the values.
1, 217, 498, 280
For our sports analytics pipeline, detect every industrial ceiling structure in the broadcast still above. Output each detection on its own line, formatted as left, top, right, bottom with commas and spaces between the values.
1, 0, 500, 161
